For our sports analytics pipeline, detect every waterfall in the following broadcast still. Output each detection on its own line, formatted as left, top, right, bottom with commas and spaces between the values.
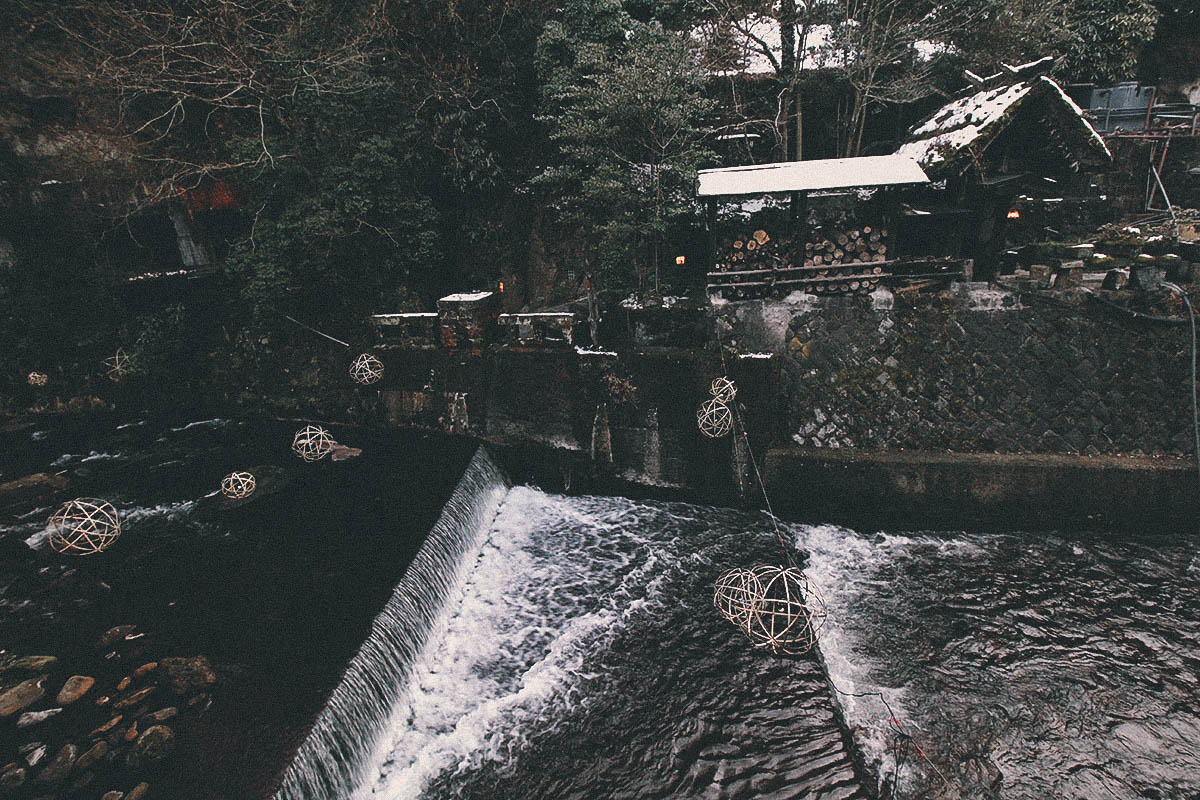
272, 446, 509, 800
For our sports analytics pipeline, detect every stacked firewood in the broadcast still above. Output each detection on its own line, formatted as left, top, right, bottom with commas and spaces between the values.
803, 224, 888, 267
713, 230, 795, 271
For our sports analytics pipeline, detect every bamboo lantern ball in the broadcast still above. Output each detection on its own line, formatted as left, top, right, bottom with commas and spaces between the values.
696, 398, 734, 438
743, 565, 828, 656
349, 352, 384, 386
292, 424, 334, 462
27, 371, 48, 387
714, 567, 763, 628
709, 376, 737, 404
47, 498, 122, 556
105, 348, 133, 382
221, 471, 257, 499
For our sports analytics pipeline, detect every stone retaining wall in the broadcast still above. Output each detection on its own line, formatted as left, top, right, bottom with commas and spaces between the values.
720, 285, 1196, 456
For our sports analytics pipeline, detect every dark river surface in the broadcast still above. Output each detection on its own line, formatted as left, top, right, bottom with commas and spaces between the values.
4, 415, 1200, 800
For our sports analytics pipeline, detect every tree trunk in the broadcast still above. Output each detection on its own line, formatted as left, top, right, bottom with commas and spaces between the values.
779, 0, 797, 161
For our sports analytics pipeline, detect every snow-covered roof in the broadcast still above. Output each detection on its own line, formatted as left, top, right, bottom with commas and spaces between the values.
439, 291, 494, 303
697, 155, 928, 197
896, 76, 1110, 175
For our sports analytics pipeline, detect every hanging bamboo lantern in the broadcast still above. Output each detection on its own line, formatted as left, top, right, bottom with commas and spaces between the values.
709, 376, 737, 404
104, 348, 133, 382
291, 425, 334, 462
27, 371, 48, 387
46, 498, 122, 555
713, 567, 763, 628
349, 352, 384, 385
696, 398, 733, 438
220, 471, 257, 499
741, 565, 827, 655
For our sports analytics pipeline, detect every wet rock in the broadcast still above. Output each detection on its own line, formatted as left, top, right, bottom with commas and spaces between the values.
157, 656, 216, 695
0, 675, 47, 717
96, 625, 136, 650
0, 656, 57, 675
116, 677, 131, 691
126, 726, 174, 770
114, 686, 156, 709
0, 765, 26, 794
133, 663, 157, 678
75, 741, 107, 772
36, 743, 76, 784
56, 675, 94, 705
90, 715, 122, 736
127, 782, 150, 800
143, 707, 177, 723
16, 708, 62, 728
95, 695, 111, 706
22, 744, 47, 767
101, 792, 124, 800
124, 722, 139, 742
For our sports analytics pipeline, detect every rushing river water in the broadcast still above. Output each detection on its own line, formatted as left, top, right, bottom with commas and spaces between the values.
5, 415, 1200, 800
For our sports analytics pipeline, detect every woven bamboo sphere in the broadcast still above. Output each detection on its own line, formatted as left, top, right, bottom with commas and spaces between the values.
713, 567, 763, 628
221, 471, 257, 499
104, 348, 133, 382
709, 376, 737, 404
742, 565, 828, 656
27, 371, 48, 387
292, 425, 334, 462
349, 352, 384, 385
46, 498, 122, 556
696, 398, 734, 438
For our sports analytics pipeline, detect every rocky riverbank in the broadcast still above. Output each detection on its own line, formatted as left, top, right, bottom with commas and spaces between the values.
0, 626, 217, 800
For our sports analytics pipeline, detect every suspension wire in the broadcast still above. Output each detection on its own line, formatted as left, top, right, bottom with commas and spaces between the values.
281, 313, 351, 348
712, 315, 950, 798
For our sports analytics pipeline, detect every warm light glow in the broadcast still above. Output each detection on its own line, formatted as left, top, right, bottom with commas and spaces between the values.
1007, 209, 1021, 219
675, 255, 686, 265
498, 281, 505, 292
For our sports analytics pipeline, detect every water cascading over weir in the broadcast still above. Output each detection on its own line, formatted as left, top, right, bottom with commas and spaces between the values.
273, 447, 509, 800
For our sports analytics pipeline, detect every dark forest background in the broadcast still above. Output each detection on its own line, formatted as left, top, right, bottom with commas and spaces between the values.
1, 0, 1197, 403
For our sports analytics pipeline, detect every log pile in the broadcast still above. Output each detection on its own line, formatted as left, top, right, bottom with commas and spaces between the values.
802, 224, 889, 267
712, 230, 794, 272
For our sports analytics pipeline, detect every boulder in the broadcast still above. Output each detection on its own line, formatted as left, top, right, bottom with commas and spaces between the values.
114, 686, 156, 709
17, 708, 62, 728
96, 625, 136, 650
127, 782, 150, 800
157, 656, 216, 695
126, 726, 174, 771
0, 765, 26, 795
90, 714, 123, 736
0, 675, 48, 717
144, 707, 177, 723
133, 662, 158, 678
0, 656, 57, 676
117, 677, 131, 691
102, 792, 125, 800
75, 741, 108, 771
36, 743, 76, 784
56, 675, 95, 705
22, 744, 46, 767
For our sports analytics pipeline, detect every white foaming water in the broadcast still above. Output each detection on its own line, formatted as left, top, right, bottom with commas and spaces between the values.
354, 487, 679, 799
169, 418, 230, 432
797, 523, 980, 795
50, 450, 124, 467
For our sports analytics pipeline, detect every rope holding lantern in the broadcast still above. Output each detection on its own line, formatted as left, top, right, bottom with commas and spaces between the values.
349, 352, 384, 386
221, 471, 257, 499
696, 398, 734, 438
741, 565, 827, 656
709, 376, 737, 404
105, 348, 133, 382
27, 371, 48, 387
292, 425, 334, 462
46, 498, 122, 555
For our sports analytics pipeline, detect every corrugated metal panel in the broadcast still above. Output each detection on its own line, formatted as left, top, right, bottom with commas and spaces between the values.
697, 155, 929, 197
